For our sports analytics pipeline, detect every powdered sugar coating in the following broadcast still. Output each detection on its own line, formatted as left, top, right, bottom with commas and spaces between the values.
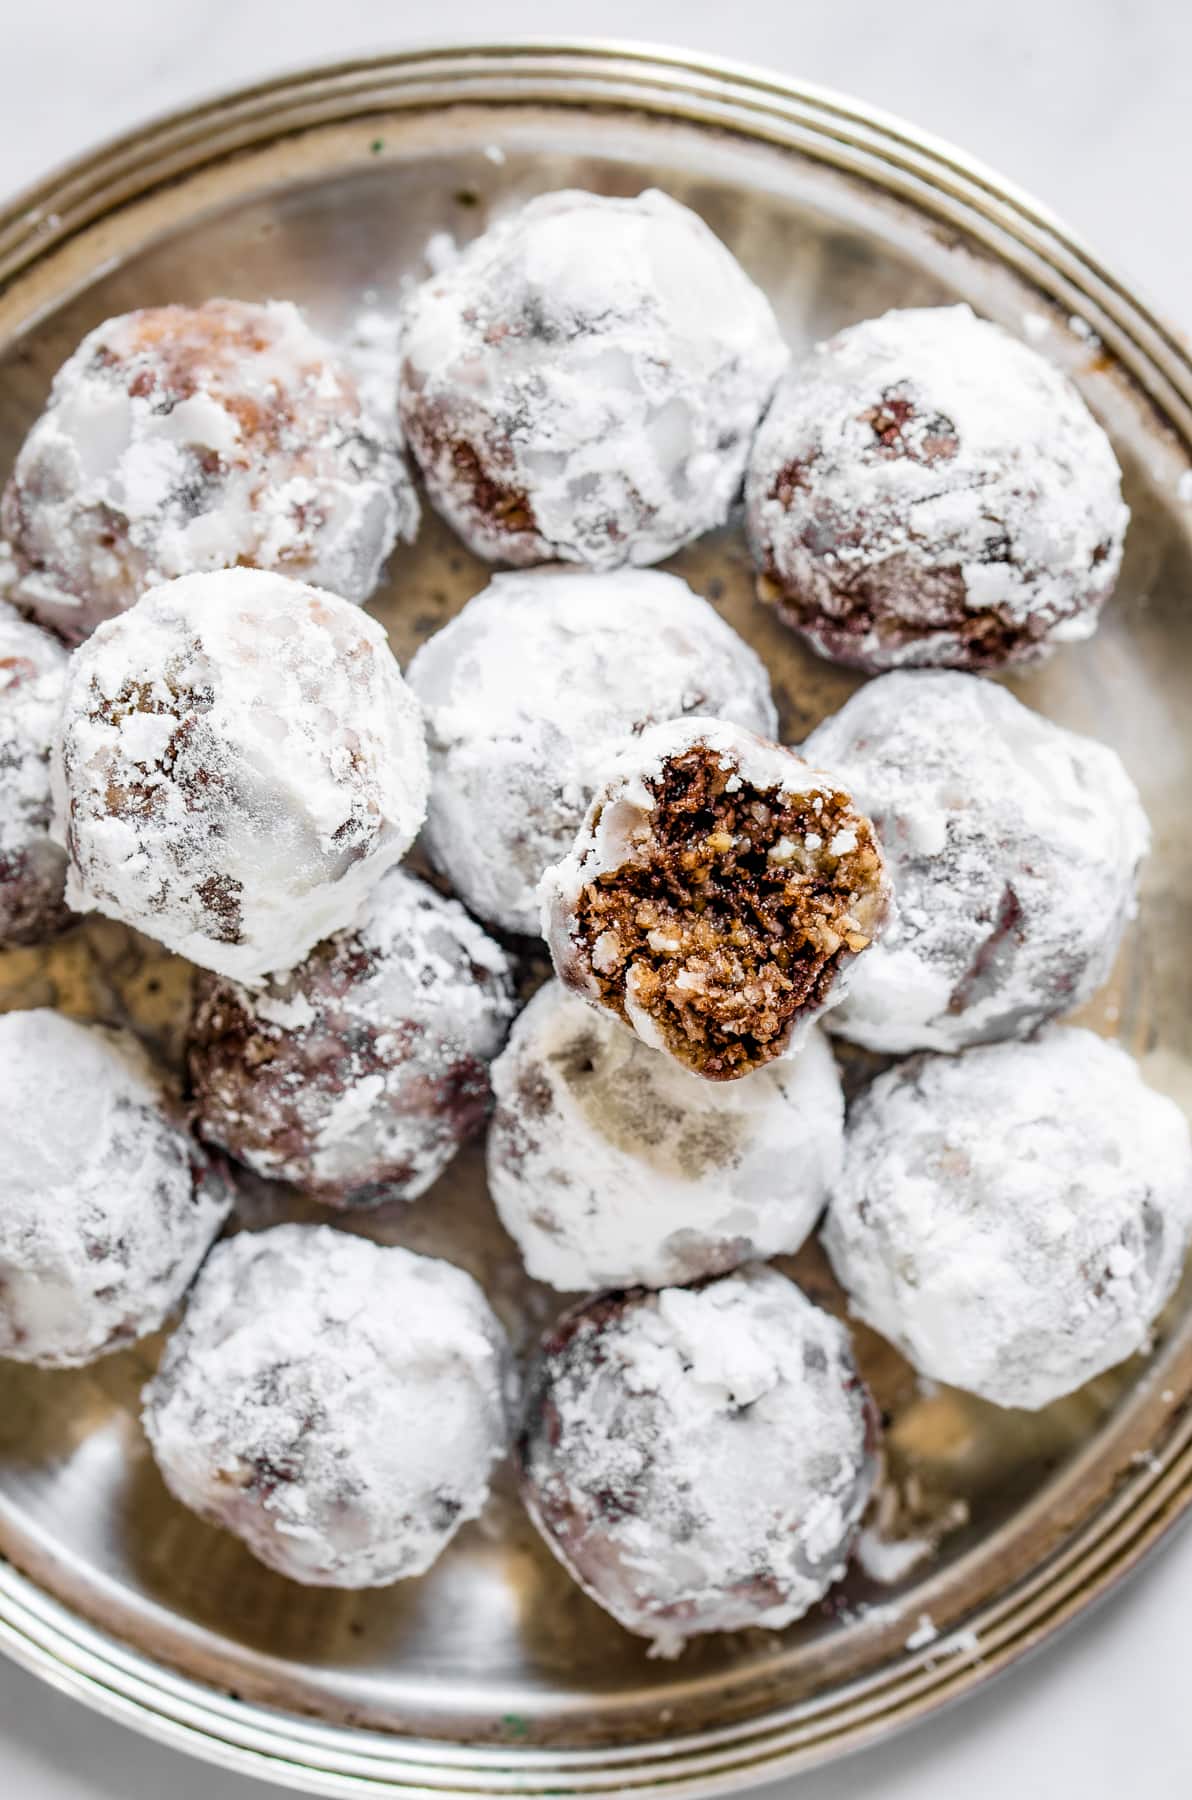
407, 568, 777, 935
746, 305, 1128, 671
398, 189, 788, 569
805, 671, 1150, 1053
189, 866, 515, 1206
520, 1266, 877, 1652
0, 603, 71, 945
540, 716, 889, 1077
52, 568, 429, 983
488, 981, 843, 1290
824, 1028, 1192, 1410
0, 1009, 231, 1368
142, 1225, 512, 1587
3, 299, 417, 644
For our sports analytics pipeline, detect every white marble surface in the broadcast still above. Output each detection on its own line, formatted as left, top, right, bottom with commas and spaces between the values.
2, 3, 1191, 1796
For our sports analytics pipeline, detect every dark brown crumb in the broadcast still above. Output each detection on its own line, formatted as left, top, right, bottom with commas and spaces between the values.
569, 745, 886, 1079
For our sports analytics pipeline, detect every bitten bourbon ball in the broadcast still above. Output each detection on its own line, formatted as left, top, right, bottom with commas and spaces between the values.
52, 568, 428, 984
824, 1027, 1192, 1410
488, 980, 843, 1291
805, 671, 1150, 1053
540, 718, 888, 1080
407, 567, 777, 935
398, 189, 788, 569
143, 1225, 512, 1587
520, 1266, 878, 1653
190, 866, 515, 1207
2, 298, 418, 643
0, 1009, 231, 1368
0, 604, 71, 946
746, 305, 1128, 672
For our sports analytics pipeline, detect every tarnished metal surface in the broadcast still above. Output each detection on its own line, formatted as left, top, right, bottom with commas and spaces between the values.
0, 41, 1190, 1797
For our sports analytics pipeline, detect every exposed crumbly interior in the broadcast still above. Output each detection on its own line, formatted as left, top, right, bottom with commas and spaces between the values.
407, 566, 777, 935
573, 746, 885, 1077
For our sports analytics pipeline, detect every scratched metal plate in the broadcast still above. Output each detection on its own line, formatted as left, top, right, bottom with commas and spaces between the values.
1, 42, 1191, 1799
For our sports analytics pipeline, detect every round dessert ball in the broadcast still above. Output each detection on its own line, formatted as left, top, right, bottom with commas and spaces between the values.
520, 1265, 877, 1652
52, 567, 428, 983
0, 603, 71, 946
407, 567, 777, 935
540, 717, 889, 1080
2, 298, 418, 644
0, 1008, 232, 1367
398, 189, 788, 569
142, 1224, 512, 1586
746, 305, 1128, 672
189, 866, 515, 1207
804, 671, 1150, 1053
823, 1027, 1192, 1410
489, 980, 843, 1290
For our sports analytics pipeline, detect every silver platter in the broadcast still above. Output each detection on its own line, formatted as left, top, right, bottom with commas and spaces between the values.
1, 40, 1191, 1798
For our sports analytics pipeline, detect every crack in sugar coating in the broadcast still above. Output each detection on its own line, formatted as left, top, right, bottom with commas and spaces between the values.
573, 746, 884, 1077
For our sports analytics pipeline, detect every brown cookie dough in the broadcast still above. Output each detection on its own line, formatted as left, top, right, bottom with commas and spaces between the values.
540, 718, 888, 1079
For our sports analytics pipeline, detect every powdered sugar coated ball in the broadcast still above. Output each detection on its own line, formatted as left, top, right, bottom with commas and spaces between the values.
0, 1009, 232, 1367
53, 568, 428, 983
142, 1225, 512, 1586
805, 671, 1149, 1053
746, 305, 1128, 671
488, 981, 843, 1291
520, 1266, 877, 1652
540, 717, 889, 1080
824, 1028, 1192, 1410
398, 189, 788, 569
2, 299, 417, 643
0, 604, 71, 945
407, 567, 777, 934
189, 866, 515, 1206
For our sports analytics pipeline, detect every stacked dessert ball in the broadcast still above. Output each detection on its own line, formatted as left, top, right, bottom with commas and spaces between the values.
0, 181, 1188, 1662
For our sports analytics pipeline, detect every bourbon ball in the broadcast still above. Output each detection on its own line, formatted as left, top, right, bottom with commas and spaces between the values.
0, 1008, 231, 1367
540, 717, 889, 1080
398, 189, 788, 569
519, 1266, 877, 1652
142, 1225, 512, 1587
3, 298, 418, 644
488, 980, 843, 1290
805, 671, 1150, 1053
0, 603, 71, 946
407, 567, 777, 935
189, 866, 515, 1207
823, 1027, 1192, 1410
52, 568, 428, 983
746, 305, 1128, 672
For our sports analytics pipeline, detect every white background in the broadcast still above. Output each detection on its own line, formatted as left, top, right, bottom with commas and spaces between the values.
3, 3, 1191, 1796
